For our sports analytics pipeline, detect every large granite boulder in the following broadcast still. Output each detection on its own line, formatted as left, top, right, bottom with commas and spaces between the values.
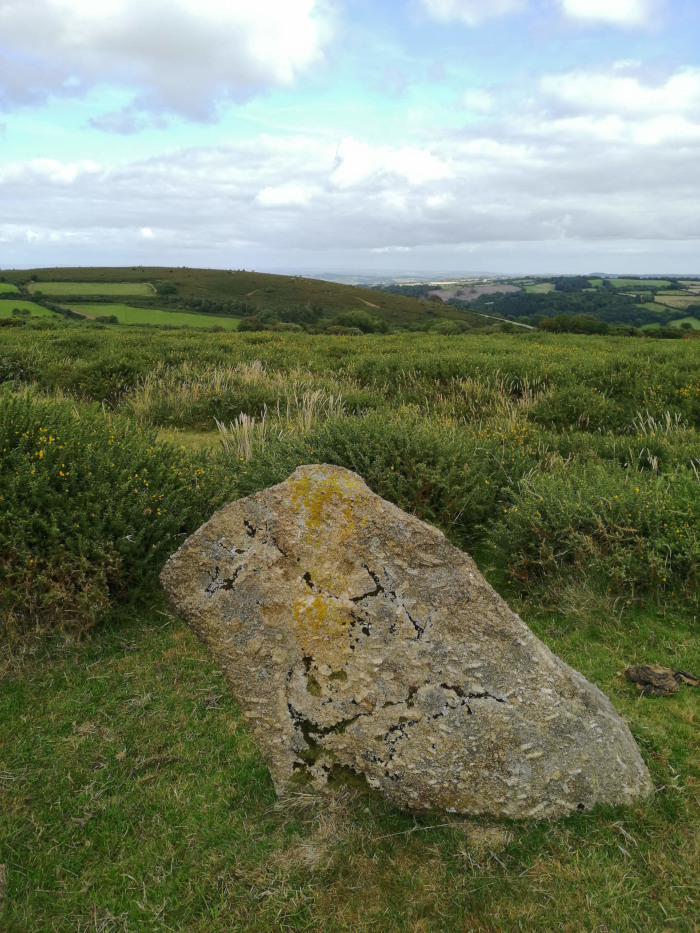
161, 464, 653, 819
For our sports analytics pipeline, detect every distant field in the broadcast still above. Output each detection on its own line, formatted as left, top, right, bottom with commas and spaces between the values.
0, 300, 56, 318
0, 282, 20, 294
640, 317, 700, 331
653, 295, 699, 310
29, 281, 154, 296
671, 316, 700, 329
68, 303, 240, 329
524, 283, 555, 293
589, 278, 672, 289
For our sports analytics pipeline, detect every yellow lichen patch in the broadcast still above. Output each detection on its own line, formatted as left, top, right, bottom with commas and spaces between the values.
287, 469, 368, 548
292, 592, 354, 667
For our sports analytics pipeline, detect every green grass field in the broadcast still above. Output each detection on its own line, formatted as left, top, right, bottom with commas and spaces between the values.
524, 283, 555, 293
652, 295, 699, 310
641, 316, 700, 332
672, 316, 700, 329
29, 281, 155, 296
68, 303, 240, 329
1, 599, 697, 933
0, 282, 20, 294
0, 300, 56, 318
589, 278, 673, 289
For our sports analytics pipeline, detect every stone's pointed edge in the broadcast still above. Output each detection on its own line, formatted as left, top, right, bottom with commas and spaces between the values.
161, 464, 654, 821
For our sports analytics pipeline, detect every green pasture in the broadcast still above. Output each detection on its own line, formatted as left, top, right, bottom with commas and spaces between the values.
672, 315, 700, 329
68, 303, 240, 329
29, 281, 154, 296
653, 294, 699, 310
524, 283, 555, 293
589, 278, 673, 289
642, 316, 700, 332
0, 299, 56, 318
0, 282, 20, 294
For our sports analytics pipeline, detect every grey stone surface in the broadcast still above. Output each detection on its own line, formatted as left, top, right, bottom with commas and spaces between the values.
161, 464, 653, 819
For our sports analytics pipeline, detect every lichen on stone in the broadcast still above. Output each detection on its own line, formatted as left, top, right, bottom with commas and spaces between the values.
161, 464, 654, 820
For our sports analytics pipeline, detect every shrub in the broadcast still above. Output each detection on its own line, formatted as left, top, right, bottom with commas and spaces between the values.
0, 390, 236, 637
487, 460, 700, 603
230, 411, 539, 548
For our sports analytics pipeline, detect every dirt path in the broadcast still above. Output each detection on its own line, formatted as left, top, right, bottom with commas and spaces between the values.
354, 296, 381, 309
246, 288, 261, 298
471, 311, 533, 329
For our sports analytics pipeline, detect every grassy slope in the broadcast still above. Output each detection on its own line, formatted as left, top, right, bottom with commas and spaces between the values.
28, 282, 155, 297
0, 300, 56, 318
1, 267, 481, 328
1, 598, 697, 933
0, 283, 20, 294
68, 303, 240, 330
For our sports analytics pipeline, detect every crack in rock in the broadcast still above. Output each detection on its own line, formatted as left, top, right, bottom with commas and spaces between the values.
205, 565, 242, 596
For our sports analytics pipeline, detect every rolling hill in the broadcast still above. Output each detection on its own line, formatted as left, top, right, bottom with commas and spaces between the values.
1, 266, 486, 330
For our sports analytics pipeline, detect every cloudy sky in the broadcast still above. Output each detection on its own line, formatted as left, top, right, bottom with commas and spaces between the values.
1, 0, 699, 274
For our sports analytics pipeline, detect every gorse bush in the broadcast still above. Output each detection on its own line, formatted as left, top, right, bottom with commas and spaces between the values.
228, 409, 700, 606
0, 390, 236, 637
2, 321, 700, 634
487, 460, 700, 603
229, 411, 539, 548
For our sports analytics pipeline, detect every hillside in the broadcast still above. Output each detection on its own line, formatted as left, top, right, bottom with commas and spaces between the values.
1, 266, 485, 331
384, 275, 700, 333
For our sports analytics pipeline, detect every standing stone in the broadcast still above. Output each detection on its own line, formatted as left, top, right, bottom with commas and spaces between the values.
161, 464, 653, 819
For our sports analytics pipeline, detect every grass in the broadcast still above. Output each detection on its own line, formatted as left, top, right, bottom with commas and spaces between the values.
67, 304, 240, 329
1, 316, 700, 930
640, 317, 700, 332
0, 300, 56, 318
0, 598, 697, 932
671, 316, 700, 330
28, 281, 155, 296
589, 279, 673, 289
524, 283, 555, 294
652, 296, 699, 310
156, 428, 222, 451
0, 283, 20, 294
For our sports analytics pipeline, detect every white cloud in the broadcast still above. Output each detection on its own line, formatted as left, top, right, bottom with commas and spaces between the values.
418, 0, 660, 28
0, 0, 330, 120
417, 0, 526, 26
331, 138, 452, 189
540, 66, 700, 120
256, 184, 317, 207
2, 60, 700, 268
1, 105, 699, 264
558, 0, 658, 27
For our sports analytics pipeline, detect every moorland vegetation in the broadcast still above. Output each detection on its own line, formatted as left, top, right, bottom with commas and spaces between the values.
0, 285, 698, 931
